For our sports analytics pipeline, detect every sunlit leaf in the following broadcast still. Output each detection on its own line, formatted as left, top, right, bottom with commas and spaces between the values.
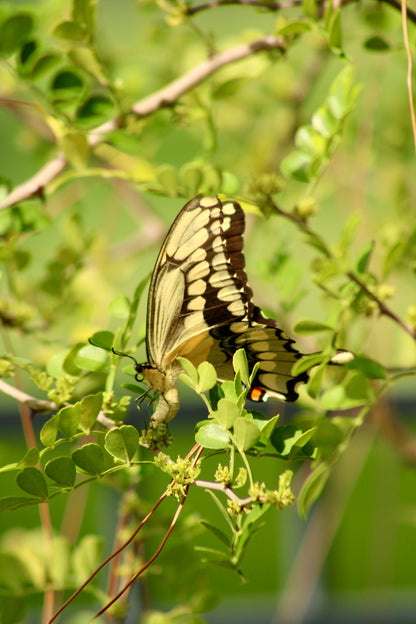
197, 361, 217, 392
195, 424, 230, 449
233, 418, 260, 451
104, 425, 139, 463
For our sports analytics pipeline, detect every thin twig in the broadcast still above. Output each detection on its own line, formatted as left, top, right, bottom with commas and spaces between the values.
92, 445, 205, 620
268, 199, 416, 342
0, 36, 285, 212
48, 490, 169, 623
48, 444, 202, 622
0, 378, 116, 429
193, 478, 252, 505
346, 271, 416, 341
93, 490, 189, 620
400, 0, 416, 150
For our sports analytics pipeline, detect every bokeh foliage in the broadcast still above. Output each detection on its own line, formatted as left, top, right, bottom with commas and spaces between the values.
0, 0, 415, 622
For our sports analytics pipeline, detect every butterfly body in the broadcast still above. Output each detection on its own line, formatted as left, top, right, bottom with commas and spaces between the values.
137, 195, 308, 426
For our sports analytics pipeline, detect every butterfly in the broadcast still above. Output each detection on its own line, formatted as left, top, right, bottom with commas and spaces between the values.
135, 195, 309, 426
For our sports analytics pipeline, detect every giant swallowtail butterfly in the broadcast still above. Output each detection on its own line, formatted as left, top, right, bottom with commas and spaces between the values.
136, 195, 308, 425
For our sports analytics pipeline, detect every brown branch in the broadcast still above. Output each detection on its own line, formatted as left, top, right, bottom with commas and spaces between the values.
268, 199, 416, 343
401, 0, 416, 150
0, 35, 285, 212
346, 271, 416, 341
0, 379, 116, 429
193, 478, 252, 505
93, 444, 204, 620
48, 489, 170, 623
48, 444, 202, 622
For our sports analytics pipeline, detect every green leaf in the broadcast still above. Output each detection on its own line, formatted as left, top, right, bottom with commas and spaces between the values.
52, 20, 86, 41
60, 131, 90, 169
74, 344, 109, 371
18, 447, 40, 468
363, 36, 390, 52
345, 355, 386, 379
306, 361, 326, 398
62, 344, 84, 376
72, 443, 104, 475
109, 294, 131, 318
200, 520, 230, 546
156, 164, 178, 197
281, 151, 313, 183
291, 353, 325, 375
0, 13, 33, 56
16, 467, 48, 499
40, 415, 59, 447
276, 20, 312, 36
18, 39, 37, 71
298, 463, 331, 519
0, 496, 42, 513
257, 414, 279, 444
79, 392, 103, 431
45, 457, 76, 487
197, 361, 217, 392
293, 319, 334, 334
51, 69, 84, 98
233, 418, 260, 451
271, 425, 316, 457
321, 372, 374, 409
76, 95, 115, 128
302, 0, 318, 19
356, 240, 374, 273
311, 105, 338, 138
178, 357, 198, 385
122, 382, 147, 395
46, 350, 71, 378
31, 53, 61, 79
180, 163, 203, 195
0, 553, 31, 590
195, 424, 230, 449
0, 447, 40, 474
104, 425, 139, 463
88, 330, 115, 351
214, 398, 240, 430
328, 65, 355, 119
328, 10, 342, 51
72, 535, 103, 581
295, 125, 327, 156
212, 77, 247, 99
70, 47, 107, 83
57, 403, 81, 437
232, 349, 250, 386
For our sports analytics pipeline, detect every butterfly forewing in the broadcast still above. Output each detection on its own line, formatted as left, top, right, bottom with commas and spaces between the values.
146, 196, 252, 366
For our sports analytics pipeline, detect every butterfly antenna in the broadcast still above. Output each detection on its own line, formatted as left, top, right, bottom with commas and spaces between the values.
111, 347, 140, 365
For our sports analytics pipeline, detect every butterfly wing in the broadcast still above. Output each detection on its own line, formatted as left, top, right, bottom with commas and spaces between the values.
145, 195, 307, 402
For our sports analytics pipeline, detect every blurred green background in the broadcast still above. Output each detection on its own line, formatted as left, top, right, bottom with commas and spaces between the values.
1, 0, 416, 622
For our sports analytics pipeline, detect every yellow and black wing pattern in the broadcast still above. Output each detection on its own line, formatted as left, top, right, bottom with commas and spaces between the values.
139, 195, 308, 423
